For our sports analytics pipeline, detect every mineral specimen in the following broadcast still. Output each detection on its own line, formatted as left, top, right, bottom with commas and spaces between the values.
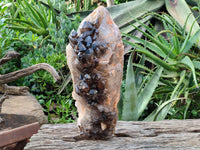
66, 6, 124, 139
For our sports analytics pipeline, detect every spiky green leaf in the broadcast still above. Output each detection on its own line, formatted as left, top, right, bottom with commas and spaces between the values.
122, 52, 138, 121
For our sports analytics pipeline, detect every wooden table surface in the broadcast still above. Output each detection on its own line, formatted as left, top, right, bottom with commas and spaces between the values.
24, 120, 200, 150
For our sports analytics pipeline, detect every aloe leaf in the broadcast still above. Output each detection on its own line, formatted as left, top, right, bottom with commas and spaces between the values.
182, 57, 198, 84
20, 1, 42, 28
154, 84, 173, 93
122, 52, 138, 121
144, 109, 157, 121
144, 98, 165, 121
41, 0, 163, 34
121, 15, 152, 34
7, 26, 39, 34
65, 0, 164, 33
47, 0, 56, 24
193, 60, 200, 69
109, 0, 164, 30
180, 13, 200, 51
123, 33, 166, 58
153, 70, 186, 121
83, 0, 91, 11
133, 63, 154, 75
123, 40, 177, 71
38, 1, 48, 23
133, 19, 158, 37
6, 18, 39, 29
153, 97, 185, 121
25, 0, 48, 28
118, 81, 124, 120
76, 0, 81, 12
151, 12, 183, 35
12, 3, 21, 19
137, 67, 163, 117
135, 54, 145, 89
165, 0, 200, 38
171, 71, 186, 98
181, 56, 198, 88
154, 22, 173, 49
7, 25, 46, 35
181, 29, 200, 53
183, 90, 190, 119
172, 28, 180, 55
184, 98, 191, 119
129, 23, 176, 58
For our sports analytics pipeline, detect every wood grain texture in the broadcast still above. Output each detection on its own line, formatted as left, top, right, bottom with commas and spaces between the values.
25, 120, 200, 150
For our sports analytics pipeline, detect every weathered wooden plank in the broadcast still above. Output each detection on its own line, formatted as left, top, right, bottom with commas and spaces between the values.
24, 120, 200, 150
0, 122, 39, 147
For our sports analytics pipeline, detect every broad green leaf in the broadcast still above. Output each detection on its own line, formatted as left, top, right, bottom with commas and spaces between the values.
137, 67, 163, 117
165, 0, 200, 39
122, 52, 138, 121
109, 0, 164, 32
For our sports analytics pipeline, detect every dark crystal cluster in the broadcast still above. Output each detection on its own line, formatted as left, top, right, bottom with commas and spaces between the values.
69, 21, 107, 105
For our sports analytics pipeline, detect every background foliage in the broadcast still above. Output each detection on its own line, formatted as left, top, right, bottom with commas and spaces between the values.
0, 0, 81, 123
1, 0, 200, 123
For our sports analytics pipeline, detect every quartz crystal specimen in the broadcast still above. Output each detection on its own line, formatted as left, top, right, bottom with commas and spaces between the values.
66, 6, 124, 139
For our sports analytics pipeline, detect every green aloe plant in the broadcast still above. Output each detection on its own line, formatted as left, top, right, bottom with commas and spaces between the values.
122, 11, 200, 121
120, 52, 163, 121
6, 0, 57, 36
